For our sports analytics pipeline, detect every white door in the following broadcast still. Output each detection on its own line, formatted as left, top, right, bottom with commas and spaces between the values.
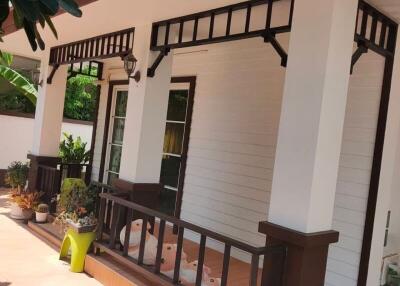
104, 87, 128, 185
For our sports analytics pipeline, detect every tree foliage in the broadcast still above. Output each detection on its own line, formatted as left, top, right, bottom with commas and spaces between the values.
64, 74, 97, 121
0, 51, 37, 106
0, 0, 82, 51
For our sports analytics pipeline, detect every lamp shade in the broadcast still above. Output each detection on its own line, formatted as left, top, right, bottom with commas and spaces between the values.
123, 53, 137, 77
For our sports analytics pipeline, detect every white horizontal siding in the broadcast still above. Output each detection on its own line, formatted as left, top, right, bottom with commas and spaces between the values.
173, 36, 288, 249
326, 51, 385, 286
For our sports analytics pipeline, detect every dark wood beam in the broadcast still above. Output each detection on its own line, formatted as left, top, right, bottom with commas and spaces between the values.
1, 0, 97, 36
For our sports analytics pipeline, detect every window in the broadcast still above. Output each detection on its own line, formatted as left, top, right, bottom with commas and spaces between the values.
159, 78, 196, 216
104, 89, 128, 185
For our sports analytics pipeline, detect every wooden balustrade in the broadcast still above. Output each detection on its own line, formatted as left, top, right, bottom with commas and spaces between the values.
94, 191, 287, 286
59, 163, 92, 185
36, 165, 61, 213
35, 163, 93, 213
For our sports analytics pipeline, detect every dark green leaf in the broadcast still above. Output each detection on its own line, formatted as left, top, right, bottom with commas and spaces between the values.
58, 0, 82, 17
0, 0, 9, 25
39, 0, 59, 15
12, 8, 23, 29
44, 14, 58, 39
22, 20, 38, 51
11, 0, 40, 22
33, 25, 45, 50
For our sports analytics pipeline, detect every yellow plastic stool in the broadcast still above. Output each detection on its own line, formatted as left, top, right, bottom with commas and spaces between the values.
59, 228, 96, 272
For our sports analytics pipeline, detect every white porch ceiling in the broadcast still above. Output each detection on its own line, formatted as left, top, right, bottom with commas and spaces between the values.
367, 0, 400, 23
1, 0, 400, 60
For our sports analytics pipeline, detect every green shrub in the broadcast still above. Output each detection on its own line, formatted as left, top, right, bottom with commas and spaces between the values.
6, 161, 29, 190
59, 132, 90, 164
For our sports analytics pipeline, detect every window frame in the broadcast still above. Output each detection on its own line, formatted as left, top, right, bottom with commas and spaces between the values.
165, 76, 196, 219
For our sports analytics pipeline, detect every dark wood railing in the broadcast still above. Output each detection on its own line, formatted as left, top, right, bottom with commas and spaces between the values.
36, 165, 61, 212
36, 162, 93, 213
95, 192, 287, 286
59, 163, 92, 185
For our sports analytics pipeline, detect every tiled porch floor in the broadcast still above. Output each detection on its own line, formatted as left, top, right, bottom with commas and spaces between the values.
0, 190, 102, 286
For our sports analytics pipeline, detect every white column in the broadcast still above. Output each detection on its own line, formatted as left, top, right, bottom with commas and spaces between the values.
367, 33, 400, 286
268, 0, 359, 233
118, 24, 173, 183
32, 52, 68, 156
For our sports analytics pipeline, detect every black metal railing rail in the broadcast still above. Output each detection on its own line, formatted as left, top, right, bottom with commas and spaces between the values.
36, 164, 61, 213
95, 192, 287, 286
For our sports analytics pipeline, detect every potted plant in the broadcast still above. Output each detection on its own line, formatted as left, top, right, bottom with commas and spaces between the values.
6, 161, 30, 219
55, 178, 98, 233
35, 203, 49, 223
10, 191, 41, 220
59, 133, 90, 178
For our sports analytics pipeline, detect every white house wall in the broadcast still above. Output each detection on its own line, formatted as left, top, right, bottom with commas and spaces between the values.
172, 38, 287, 248
90, 34, 386, 285
0, 114, 93, 169
89, 7, 386, 285
325, 50, 385, 286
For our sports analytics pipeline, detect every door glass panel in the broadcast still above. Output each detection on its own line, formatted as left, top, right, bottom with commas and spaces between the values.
160, 83, 193, 216
107, 172, 119, 186
111, 118, 125, 145
167, 90, 189, 122
115, 91, 128, 117
163, 123, 184, 154
160, 155, 181, 188
108, 145, 122, 173
159, 188, 177, 216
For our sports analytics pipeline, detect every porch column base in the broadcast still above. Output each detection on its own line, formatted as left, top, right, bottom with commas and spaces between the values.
27, 154, 60, 192
112, 178, 162, 207
112, 179, 162, 233
259, 221, 339, 286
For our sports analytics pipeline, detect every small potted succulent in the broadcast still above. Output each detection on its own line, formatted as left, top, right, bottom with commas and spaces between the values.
35, 203, 49, 223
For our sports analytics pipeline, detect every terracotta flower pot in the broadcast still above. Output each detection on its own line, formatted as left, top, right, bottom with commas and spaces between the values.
10, 202, 33, 220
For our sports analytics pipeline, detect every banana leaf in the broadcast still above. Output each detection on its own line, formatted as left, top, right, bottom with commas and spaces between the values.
0, 65, 37, 105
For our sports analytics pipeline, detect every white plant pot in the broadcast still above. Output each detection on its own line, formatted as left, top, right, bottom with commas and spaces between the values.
35, 212, 48, 223
10, 202, 33, 220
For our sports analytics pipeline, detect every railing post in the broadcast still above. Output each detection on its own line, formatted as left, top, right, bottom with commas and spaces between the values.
220, 244, 231, 286
173, 227, 185, 284
259, 222, 339, 286
249, 254, 259, 286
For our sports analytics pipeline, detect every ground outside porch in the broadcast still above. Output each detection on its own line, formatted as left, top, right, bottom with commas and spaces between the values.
0, 189, 263, 286
0, 189, 101, 286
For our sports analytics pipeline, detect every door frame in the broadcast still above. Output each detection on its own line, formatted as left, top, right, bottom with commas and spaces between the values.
171, 76, 196, 219
97, 76, 196, 219
99, 80, 129, 183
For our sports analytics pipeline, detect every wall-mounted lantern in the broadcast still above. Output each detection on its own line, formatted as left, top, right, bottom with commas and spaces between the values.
123, 53, 141, 82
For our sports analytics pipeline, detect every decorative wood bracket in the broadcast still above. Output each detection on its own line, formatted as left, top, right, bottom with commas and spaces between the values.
47, 64, 60, 84
147, 48, 171, 78
263, 31, 288, 67
350, 41, 368, 74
